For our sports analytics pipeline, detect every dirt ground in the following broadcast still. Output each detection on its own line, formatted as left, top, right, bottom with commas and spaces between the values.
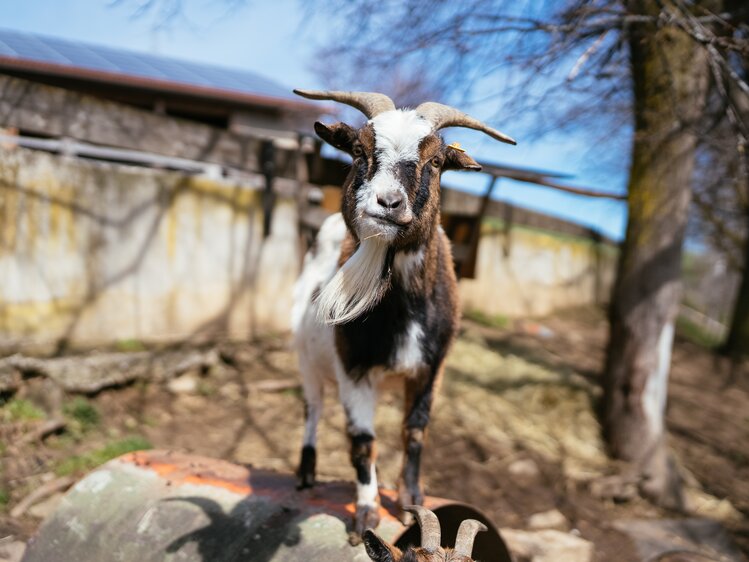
1, 306, 748, 561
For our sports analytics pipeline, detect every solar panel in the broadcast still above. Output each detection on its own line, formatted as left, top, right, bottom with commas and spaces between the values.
0, 27, 298, 102
151, 60, 207, 84
55, 44, 119, 72
101, 52, 161, 76
0, 38, 15, 57
5, 32, 69, 64
195, 66, 249, 91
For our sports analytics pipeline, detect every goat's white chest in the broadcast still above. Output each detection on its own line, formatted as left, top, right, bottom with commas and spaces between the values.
392, 320, 425, 372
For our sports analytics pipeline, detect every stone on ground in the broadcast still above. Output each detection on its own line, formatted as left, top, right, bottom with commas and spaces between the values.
499, 528, 594, 562
507, 458, 541, 479
167, 373, 199, 394
28, 492, 64, 520
0, 540, 26, 562
527, 509, 569, 531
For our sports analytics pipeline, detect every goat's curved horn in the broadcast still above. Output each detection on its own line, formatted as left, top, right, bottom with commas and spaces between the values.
293, 89, 396, 119
415, 101, 517, 145
403, 505, 441, 552
453, 518, 488, 557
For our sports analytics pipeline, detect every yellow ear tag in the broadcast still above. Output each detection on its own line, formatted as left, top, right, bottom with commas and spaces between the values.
447, 142, 466, 153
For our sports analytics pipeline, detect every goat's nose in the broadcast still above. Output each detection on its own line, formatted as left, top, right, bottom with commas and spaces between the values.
376, 192, 404, 210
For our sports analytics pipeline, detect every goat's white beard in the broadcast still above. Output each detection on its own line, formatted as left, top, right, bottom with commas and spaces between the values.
316, 238, 390, 325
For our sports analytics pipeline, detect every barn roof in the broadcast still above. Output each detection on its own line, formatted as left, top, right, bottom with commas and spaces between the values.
0, 27, 314, 112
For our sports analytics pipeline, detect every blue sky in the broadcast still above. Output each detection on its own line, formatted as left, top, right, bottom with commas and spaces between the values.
1, 0, 628, 240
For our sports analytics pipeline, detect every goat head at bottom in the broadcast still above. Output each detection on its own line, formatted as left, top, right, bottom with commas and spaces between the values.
363, 505, 486, 562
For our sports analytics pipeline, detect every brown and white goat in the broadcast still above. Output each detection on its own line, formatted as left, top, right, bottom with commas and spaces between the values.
364, 506, 486, 562
291, 90, 515, 537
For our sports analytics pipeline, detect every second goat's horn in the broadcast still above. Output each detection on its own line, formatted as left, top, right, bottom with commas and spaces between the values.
403, 505, 441, 553
453, 518, 488, 557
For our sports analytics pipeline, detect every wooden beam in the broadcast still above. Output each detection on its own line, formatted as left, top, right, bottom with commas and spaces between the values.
510, 176, 626, 200
441, 185, 614, 244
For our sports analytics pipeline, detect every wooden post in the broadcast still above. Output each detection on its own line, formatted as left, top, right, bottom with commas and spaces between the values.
295, 133, 312, 265
261, 140, 276, 239
461, 175, 499, 278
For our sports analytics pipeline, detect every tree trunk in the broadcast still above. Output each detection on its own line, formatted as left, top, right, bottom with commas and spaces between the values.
721, 49, 749, 368
602, 0, 711, 508
723, 231, 749, 365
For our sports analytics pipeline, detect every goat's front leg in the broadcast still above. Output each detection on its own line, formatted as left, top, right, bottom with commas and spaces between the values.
338, 375, 381, 542
397, 370, 438, 523
297, 370, 324, 489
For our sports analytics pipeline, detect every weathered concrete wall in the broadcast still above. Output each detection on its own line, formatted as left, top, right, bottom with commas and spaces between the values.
459, 222, 617, 318
0, 148, 298, 351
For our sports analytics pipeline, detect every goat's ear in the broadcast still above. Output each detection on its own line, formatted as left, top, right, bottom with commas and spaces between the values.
363, 530, 400, 562
444, 146, 481, 172
313, 121, 357, 154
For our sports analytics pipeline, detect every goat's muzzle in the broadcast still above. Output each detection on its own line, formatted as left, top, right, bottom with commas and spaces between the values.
365, 209, 413, 227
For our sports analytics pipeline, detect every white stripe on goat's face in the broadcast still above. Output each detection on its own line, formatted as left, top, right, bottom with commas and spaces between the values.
355, 110, 433, 242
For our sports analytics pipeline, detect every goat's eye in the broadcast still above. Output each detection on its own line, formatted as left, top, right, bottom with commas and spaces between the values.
430, 157, 443, 168
352, 146, 363, 157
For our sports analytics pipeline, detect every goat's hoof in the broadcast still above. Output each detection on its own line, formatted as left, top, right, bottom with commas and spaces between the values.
348, 531, 363, 546
296, 446, 316, 490
397, 481, 424, 524
352, 504, 381, 540
296, 472, 315, 490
